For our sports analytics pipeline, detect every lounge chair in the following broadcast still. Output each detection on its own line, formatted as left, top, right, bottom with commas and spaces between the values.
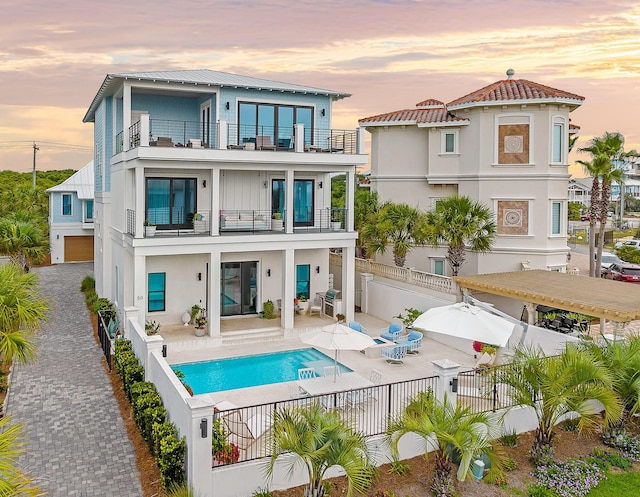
381, 323, 403, 342
308, 297, 322, 316
221, 409, 272, 451
256, 135, 276, 150
298, 367, 316, 380
382, 343, 408, 364
348, 321, 365, 333
397, 330, 423, 354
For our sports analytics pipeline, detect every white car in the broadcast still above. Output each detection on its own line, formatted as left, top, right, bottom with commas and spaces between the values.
614, 239, 640, 250
600, 251, 622, 271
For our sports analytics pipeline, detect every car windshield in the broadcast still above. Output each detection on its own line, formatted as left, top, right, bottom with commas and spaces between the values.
622, 267, 640, 275
602, 255, 621, 264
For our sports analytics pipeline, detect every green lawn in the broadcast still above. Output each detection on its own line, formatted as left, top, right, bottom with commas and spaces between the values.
588, 471, 640, 496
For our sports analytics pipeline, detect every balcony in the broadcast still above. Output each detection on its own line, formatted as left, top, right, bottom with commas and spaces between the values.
116, 117, 363, 156
126, 208, 349, 238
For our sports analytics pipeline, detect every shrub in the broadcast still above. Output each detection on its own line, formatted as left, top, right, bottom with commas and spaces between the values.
80, 276, 95, 293
156, 422, 186, 488
563, 417, 581, 433
262, 300, 275, 319
533, 458, 606, 497
528, 484, 556, 497
502, 457, 518, 472
129, 382, 158, 405
484, 467, 508, 488
252, 488, 274, 497
91, 297, 115, 314
500, 430, 519, 447
388, 458, 410, 476
123, 363, 144, 400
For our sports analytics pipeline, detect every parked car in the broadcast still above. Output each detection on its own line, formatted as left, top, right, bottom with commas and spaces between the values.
580, 214, 590, 221
600, 251, 622, 270
614, 239, 640, 250
601, 262, 640, 283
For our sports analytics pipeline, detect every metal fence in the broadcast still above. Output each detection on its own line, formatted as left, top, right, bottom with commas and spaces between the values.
456, 362, 519, 413
97, 310, 113, 370
214, 375, 438, 465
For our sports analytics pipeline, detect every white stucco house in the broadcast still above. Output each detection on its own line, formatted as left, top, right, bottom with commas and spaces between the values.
46, 161, 95, 263
82, 69, 366, 335
359, 69, 584, 275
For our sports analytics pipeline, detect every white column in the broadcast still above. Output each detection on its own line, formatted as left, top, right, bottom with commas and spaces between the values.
140, 114, 150, 147
123, 84, 131, 151
346, 170, 355, 232
217, 119, 228, 150
356, 127, 366, 155
135, 166, 145, 238
133, 255, 146, 327
432, 359, 460, 407
211, 168, 220, 236
282, 249, 295, 330
359, 273, 373, 315
342, 245, 355, 322
208, 251, 221, 339
285, 169, 294, 234
123, 306, 139, 340
185, 397, 216, 497
294, 124, 304, 153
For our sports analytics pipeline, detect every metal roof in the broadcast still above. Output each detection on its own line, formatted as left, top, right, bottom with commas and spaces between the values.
454, 269, 640, 322
46, 161, 94, 199
84, 69, 351, 122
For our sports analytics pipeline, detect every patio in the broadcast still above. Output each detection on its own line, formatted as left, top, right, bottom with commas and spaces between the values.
159, 312, 478, 409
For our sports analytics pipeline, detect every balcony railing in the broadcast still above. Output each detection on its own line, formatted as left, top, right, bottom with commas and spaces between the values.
149, 119, 216, 149
219, 208, 348, 234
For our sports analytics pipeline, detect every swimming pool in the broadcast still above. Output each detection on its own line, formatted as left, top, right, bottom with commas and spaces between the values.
172, 348, 352, 394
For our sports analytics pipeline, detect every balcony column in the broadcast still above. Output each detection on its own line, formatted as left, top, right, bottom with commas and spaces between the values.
135, 167, 145, 238
281, 249, 295, 330
210, 168, 220, 236
123, 84, 131, 151
285, 169, 294, 234
356, 127, 366, 155
207, 251, 221, 340
140, 114, 150, 147
217, 120, 228, 150
294, 123, 304, 153
133, 254, 146, 327
342, 245, 355, 322
346, 170, 355, 232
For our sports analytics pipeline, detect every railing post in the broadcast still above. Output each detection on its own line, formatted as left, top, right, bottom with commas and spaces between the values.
217, 120, 228, 150
294, 124, 304, 153
140, 115, 150, 147
356, 127, 366, 154
407, 267, 413, 283
432, 359, 460, 408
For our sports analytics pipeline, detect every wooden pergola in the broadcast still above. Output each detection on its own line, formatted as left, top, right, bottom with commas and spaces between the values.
454, 270, 640, 324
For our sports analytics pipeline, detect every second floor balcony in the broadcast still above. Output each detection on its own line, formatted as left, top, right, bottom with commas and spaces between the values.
116, 117, 364, 156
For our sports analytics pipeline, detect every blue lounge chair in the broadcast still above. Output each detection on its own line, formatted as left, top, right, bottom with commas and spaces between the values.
397, 330, 423, 354
382, 344, 408, 364
348, 321, 365, 333
380, 323, 403, 342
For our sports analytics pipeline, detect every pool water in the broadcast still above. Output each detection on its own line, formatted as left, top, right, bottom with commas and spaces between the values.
172, 348, 351, 394
373, 338, 386, 345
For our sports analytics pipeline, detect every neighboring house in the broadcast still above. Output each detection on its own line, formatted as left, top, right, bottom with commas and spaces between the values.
359, 69, 584, 275
568, 177, 592, 209
83, 69, 366, 336
46, 161, 95, 263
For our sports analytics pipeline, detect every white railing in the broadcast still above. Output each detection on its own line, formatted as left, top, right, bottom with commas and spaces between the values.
332, 253, 457, 294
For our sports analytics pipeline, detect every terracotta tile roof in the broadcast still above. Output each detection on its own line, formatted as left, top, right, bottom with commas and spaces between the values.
447, 76, 585, 109
569, 122, 581, 130
415, 99, 445, 108
359, 106, 467, 126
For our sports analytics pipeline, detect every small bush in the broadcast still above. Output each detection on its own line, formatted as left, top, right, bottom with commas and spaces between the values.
252, 488, 274, 497
123, 363, 145, 399
533, 458, 606, 497
484, 467, 508, 488
80, 276, 95, 293
528, 484, 556, 497
91, 297, 115, 314
156, 422, 186, 489
262, 300, 275, 319
388, 458, 410, 476
563, 417, 581, 433
502, 457, 518, 472
500, 430, 519, 447
129, 381, 157, 405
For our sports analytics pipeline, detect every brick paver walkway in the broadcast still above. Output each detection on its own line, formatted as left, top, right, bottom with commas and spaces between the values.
6, 263, 142, 497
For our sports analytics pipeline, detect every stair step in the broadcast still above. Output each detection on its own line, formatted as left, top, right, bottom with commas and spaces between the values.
220, 327, 283, 345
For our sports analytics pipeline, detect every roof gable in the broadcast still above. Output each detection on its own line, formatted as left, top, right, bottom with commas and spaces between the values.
46, 161, 94, 199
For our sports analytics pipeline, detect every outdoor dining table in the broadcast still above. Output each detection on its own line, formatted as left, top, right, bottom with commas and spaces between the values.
296, 372, 374, 396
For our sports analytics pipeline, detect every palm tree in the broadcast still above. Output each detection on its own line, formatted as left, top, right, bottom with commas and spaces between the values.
425, 196, 496, 276
0, 263, 48, 365
499, 345, 622, 463
353, 189, 381, 258
578, 132, 639, 277
386, 391, 499, 497
360, 202, 428, 267
0, 416, 42, 496
0, 218, 49, 271
581, 336, 640, 437
265, 403, 374, 497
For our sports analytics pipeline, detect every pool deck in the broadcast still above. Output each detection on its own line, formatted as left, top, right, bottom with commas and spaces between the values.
159, 312, 477, 408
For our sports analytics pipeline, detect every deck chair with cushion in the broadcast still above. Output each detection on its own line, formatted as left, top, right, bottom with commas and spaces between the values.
221, 409, 272, 452
382, 343, 408, 364
397, 330, 423, 354
348, 321, 365, 333
308, 297, 322, 316
381, 323, 403, 342
256, 135, 276, 150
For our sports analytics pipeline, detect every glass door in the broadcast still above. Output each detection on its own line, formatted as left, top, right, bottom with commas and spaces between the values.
221, 262, 257, 316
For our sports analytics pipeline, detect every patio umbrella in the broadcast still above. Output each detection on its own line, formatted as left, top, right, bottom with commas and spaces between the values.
412, 302, 515, 347
301, 323, 376, 382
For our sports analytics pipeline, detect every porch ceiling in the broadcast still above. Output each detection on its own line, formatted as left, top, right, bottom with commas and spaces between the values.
454, 269, 640, 322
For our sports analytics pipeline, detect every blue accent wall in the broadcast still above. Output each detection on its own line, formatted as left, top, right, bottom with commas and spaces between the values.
105, 97, 113, 192
51, 192, 83, 223
133, 94, 202, 123
94, 103, 104, 193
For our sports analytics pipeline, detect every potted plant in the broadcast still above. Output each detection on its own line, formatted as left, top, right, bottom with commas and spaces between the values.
144, 219, 156, 237
193, 212, 207, 233
145, 320, 160, 336
194, 306, 207, 336
394, 307, 422, 329
296, 294, 309, 314
331, 216, 341, 231
336, 313, 346, 323
271, 212, 283, 231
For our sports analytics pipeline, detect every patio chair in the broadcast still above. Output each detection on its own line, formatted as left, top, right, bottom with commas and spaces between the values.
370, 369, 383, 385
323, 365, 341, 378
298, 367, 316, 380
308, 297, 322, 316
256, 135, 276, 151
397, 330, 423, 354
382, 344, 408, 364
380, 323, 403, 342
346, 369, 384, 412
348, 321, 365, 333
222, 409, 272, 451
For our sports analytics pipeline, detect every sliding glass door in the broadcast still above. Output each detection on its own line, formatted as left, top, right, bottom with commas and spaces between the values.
146, 178, 196, 229
238, 102, 313, 148
221, 262, 257, 316
271, 179, 314, 226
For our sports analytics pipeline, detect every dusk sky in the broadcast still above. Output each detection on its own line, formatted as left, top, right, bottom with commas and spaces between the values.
1, 0, 639, 178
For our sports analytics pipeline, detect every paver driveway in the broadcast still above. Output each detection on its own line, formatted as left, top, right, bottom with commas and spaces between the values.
6, 263, 142, 497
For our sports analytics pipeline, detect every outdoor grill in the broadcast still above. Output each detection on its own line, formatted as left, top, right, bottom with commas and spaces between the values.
323, 289, 342, 317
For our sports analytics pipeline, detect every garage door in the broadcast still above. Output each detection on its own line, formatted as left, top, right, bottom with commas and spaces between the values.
64, 235, 94, 262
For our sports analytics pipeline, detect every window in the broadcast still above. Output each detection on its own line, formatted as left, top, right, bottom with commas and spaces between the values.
271, 178, 315, 226
148, 273, 166, 312
433, 259, 445, 276
84, 200, 94, 222
551, 201, 562, 235
552, 119, 564, 163
62, 194, 72, 216
146, 178, 196, 229
296, 264, 311, 300
238, 102, 313, 148
441, 130, 458, 154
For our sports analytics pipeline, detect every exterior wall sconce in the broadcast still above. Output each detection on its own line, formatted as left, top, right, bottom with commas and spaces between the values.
450, 378, 458, 393
266, 269, 271, 277
263, 181, 268, 188
315, 266, 320, 274
202, 180, 206, 188
162, 344, 167, 357
321, 108, 325, 117
200, 418, 208, 438
197, 272, 202, 281
318, 181, 323, 189
56, 234, 60, 239
226, 102, 230, 110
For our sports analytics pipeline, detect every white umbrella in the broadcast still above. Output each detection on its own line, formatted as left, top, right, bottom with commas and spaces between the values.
301, 323, 376, 382
413, 302, 515, 347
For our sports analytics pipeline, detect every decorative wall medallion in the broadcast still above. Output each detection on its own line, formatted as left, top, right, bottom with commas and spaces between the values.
503, 209, 523, 226
504, 135, 523, 153
497, 200, 529, 235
